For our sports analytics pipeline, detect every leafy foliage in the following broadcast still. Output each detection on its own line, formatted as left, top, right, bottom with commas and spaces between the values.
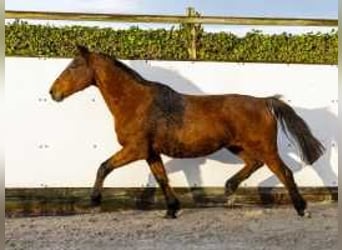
5, 21, 337, 64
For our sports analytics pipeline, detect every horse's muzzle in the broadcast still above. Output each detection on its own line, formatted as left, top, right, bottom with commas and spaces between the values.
49, 89, 64, 102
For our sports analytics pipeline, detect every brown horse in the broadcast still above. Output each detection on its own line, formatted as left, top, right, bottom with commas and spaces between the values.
49, 45, 324, 218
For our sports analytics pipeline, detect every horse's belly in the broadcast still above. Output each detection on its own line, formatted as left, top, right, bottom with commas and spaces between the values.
155, 133, 225, 158
152, 108, 231, 158
162, 146, 222, 158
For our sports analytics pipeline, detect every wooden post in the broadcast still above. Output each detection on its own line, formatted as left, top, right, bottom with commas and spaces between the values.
186, 7, 198, 60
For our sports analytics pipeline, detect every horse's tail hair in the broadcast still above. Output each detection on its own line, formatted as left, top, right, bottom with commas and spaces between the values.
266, 95, 325, 165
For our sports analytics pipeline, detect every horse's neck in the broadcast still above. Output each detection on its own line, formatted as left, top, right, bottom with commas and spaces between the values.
92, 58, 148, 118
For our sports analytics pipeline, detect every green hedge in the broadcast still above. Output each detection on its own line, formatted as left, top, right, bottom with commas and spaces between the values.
199, 30, 337, 64
5, 20, 338, 64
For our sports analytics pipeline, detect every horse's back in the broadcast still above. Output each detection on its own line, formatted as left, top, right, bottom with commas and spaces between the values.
184, 94, 271, 124
185, 93, 275, 138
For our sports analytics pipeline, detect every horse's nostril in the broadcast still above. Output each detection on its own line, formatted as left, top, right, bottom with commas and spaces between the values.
49, 89, 53, 95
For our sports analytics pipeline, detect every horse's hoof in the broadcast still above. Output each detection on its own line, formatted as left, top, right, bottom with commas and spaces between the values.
295, 199, 307, 217
298, 210, 311, 218
164, 211, 178, 219
164, 199, 180, 219
90, 194, 102, 207
304, 211, 311, 218
225, 194, 236, 207
297, 209, 305, 217
90, 206, 101, 214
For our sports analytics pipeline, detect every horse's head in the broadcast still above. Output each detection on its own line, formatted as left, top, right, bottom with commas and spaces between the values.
49, 45, 94, 102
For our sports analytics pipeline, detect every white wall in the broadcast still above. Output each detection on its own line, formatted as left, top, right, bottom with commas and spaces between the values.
5, 58, 338, 188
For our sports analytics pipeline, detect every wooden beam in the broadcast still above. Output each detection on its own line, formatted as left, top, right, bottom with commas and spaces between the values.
5, 187, 337, 216
5, 10, 338, 26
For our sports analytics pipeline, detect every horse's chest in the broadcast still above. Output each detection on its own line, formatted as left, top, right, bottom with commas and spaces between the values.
114, 117, 149, 146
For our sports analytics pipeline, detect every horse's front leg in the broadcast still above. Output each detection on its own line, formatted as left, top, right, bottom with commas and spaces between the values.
146, 153, 180, 219
91, 146, 145, 206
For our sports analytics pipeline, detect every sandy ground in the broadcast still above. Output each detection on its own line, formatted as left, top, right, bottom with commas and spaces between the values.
5, 203, 337, 250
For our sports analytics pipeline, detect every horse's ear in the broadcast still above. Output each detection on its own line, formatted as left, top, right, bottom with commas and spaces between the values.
76, 45, 90, 59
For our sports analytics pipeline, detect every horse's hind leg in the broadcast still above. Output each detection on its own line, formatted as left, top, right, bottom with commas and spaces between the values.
264, 153, 307, 216
146, 153, 180, 219
225, 149, 264, 196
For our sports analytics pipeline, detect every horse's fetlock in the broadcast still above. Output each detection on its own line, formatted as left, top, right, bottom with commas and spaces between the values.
165, 210, 178, 219
225, 179, 238, 195
90, 191, 102, 207
167, 198, 180, 214
294, 197, 307, 216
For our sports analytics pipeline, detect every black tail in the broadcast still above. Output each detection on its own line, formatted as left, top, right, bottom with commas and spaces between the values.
267, 96, 325, 165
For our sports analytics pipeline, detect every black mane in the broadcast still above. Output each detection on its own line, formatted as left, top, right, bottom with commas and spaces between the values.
97, 52, 181, 95
99, 52, 149, 84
